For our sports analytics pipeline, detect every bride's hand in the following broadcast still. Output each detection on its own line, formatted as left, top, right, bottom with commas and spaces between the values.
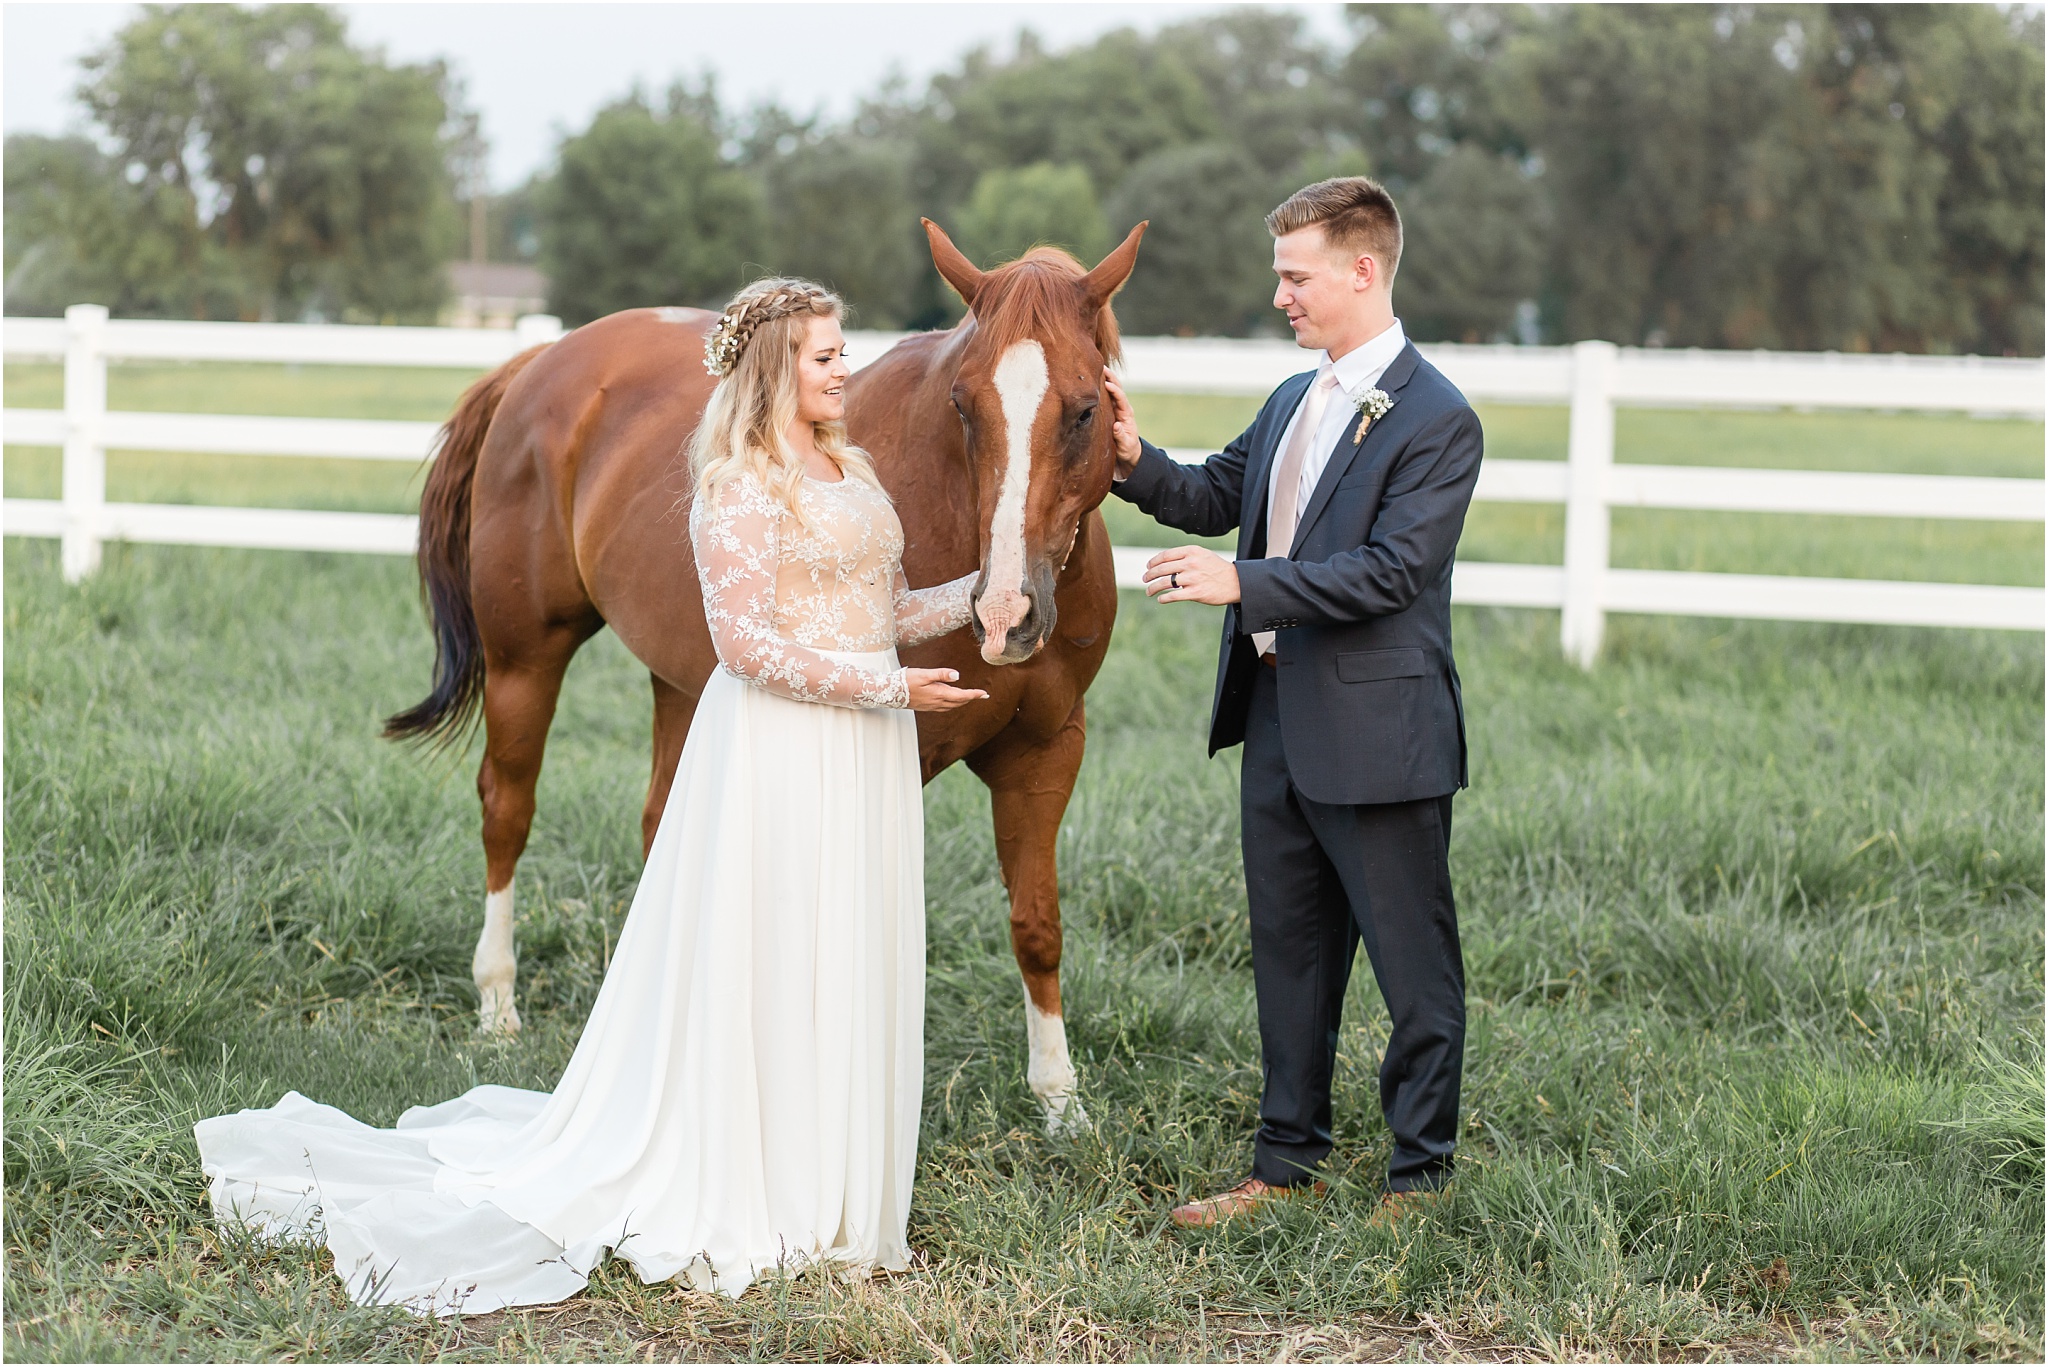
905, 667, 988, 712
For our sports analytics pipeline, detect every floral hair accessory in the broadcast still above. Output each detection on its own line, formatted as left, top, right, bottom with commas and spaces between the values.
701, 310, 745, 378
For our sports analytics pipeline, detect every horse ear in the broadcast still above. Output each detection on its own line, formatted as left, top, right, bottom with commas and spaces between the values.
1082, 221, 1148, 312
922, 218, 985, 307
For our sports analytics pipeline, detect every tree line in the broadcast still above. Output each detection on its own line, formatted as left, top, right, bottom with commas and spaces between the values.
6, 3, 2040, 353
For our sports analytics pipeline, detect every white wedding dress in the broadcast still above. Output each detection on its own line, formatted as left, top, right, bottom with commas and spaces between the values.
195, 467, 974, 1314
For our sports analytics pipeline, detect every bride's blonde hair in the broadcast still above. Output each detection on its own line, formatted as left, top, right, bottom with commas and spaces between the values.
689, 277, 882, 521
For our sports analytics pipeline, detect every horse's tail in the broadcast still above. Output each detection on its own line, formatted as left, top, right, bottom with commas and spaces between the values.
382, 346, 546, 747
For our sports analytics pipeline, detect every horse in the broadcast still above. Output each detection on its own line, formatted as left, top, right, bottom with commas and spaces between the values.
384, 220, 1145, 1130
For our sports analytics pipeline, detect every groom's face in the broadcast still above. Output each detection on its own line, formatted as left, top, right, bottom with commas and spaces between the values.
1271, 225, 1378, 352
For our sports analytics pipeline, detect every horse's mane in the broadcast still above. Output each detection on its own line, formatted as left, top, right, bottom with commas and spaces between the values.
971, 247, 1123, 364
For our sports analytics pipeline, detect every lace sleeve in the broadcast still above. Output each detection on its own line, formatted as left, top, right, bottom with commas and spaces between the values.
893, 569, 977, 647
691, 475, 911, 709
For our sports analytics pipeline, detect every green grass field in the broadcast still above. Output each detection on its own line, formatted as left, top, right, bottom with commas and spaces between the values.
4, 363, 2044, 1361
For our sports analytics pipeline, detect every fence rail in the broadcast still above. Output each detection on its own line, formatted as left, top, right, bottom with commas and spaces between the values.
4, 306, 2042, 665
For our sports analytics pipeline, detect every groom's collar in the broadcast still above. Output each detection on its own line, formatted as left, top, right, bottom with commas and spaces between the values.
1320, 318, 1407, 393
1379, 338, 1422, 395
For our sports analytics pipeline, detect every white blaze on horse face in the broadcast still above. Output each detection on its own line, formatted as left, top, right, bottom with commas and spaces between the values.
978, 340, 1050, 663
474, 882, 521, 1035
1026, 996, 1087, 1134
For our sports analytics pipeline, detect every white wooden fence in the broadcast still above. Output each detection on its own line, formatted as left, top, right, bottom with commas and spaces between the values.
4, 305, 2042, 666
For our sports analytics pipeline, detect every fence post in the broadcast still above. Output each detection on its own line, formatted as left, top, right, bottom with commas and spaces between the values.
514, 313, 563, 349
1560, 339, 1617, 668
61, 303, 109, 583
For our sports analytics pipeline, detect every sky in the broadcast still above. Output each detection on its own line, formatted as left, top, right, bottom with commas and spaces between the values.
3, 1, 1350, 191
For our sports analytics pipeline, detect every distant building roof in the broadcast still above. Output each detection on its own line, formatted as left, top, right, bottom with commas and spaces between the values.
448, 261, 549, 300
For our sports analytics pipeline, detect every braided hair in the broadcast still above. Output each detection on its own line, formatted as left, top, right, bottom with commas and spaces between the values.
688, 277, 883, 524
700, 278, 834, 378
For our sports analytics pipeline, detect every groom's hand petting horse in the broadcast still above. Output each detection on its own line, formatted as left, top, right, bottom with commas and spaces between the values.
1142, 546, 1241, 606
905, 668, 989, 712
1103, 368, 1141, 479
1104, 369, 1241, 606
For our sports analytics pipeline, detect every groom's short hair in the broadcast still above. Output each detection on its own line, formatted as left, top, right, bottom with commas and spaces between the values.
1267, 177, 1402, 281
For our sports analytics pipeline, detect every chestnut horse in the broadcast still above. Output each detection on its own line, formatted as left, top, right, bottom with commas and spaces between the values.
385, 221, 1145, 1129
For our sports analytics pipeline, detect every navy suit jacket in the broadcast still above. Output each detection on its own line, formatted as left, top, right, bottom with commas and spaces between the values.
1112, 342, 1483, 806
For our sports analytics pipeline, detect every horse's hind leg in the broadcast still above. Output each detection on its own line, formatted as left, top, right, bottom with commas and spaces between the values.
474, 624, 589, 1034
968, 698, 1090, 1134
641, 674, 699, 856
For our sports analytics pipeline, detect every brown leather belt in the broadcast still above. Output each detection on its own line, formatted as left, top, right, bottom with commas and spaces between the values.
1260, 652, 1277, 669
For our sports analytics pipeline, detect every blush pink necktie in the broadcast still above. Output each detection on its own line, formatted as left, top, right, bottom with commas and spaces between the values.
1254, 365, 1341, 657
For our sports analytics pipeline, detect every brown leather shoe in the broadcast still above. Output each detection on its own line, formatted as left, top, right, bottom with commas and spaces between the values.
1169, 1177, 1326, 1228
1365, 1188, 1446, 1230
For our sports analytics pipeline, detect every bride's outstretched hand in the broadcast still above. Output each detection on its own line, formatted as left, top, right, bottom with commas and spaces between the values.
905, 667, 988, 712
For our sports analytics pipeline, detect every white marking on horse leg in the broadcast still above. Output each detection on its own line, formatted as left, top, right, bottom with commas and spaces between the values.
1026, 995, 1086, 1134
474, 882, 521, 1035
979, 340, 1048, 663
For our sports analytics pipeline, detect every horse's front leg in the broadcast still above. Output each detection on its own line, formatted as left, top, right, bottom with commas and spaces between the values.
969, 699, 1089, 1134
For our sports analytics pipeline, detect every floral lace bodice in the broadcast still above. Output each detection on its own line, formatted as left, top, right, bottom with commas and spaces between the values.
691, 469, 977, 709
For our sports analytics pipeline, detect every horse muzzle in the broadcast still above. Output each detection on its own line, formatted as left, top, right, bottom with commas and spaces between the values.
971, 562, 1059, 665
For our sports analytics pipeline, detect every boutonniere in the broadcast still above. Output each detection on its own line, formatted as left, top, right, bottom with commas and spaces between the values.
1349, 386, 1395, 444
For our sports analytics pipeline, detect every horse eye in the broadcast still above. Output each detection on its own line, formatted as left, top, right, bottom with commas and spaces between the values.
1075, 405, 1097, 427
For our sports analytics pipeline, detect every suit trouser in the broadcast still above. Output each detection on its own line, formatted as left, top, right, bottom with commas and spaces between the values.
1241, 663, 1465, 1193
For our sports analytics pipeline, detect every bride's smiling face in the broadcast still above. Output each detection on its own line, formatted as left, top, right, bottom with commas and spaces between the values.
794, 316, 850, 425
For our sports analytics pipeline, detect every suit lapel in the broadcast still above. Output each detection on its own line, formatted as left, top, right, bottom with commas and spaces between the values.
1240, 371, 1315, 558
1287, 342, 1422, 557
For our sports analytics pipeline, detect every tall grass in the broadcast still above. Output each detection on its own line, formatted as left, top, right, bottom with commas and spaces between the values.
4, 365, 2041, 1358
4, 526, 2039, 1361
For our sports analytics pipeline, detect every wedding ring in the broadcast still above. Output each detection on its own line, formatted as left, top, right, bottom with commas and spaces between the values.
1170, 572, 1180, 590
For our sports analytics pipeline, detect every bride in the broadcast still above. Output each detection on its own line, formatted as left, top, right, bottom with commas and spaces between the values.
194, 278, 987, 1313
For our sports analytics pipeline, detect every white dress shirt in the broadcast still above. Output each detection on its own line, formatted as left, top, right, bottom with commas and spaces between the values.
1263, 319, 1409, 547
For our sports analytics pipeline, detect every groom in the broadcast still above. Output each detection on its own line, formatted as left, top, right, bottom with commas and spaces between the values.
1102, 177, 1483, 1226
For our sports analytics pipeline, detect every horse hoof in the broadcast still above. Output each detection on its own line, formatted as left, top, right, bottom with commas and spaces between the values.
1042, 1094, 1089, 1137
476, 989, 522, 1036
